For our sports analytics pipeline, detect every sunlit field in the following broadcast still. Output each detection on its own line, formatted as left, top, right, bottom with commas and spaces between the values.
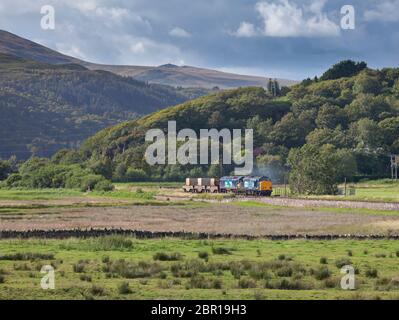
0, 237, 398, 300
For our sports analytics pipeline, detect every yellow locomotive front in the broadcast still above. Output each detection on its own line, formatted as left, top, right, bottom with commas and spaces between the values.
243, 176, 273, 196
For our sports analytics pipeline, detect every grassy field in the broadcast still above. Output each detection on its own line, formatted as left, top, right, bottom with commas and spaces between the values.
0, 188, 157, 201
298, 179, 399, 203
0, 179, 398, 202
0, 180, 398, 300
0, 237, 398, 300
351, 180, 399, 202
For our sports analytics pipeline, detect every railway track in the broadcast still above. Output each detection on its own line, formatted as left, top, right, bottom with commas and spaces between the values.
157, 194, 399, 211
241, 197, 399, 211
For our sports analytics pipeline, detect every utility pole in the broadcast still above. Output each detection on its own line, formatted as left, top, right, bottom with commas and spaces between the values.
391, 155, 398, 180
284, 175, 287, 197
344, 177, 347, 196
219, 142, 223, 178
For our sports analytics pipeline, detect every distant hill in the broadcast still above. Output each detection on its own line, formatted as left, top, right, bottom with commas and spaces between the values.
0, 30, 80, 64
85, 63, 297, 89
0, 30, 296, 89
0, 53, 190, 159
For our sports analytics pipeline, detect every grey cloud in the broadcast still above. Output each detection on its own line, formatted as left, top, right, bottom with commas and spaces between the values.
0, 0, 397, 79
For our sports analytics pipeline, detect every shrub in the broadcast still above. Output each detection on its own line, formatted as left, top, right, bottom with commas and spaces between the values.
73, 261, 87, 273
0, 275, 4, 284
396, 250, 399, 258
188, 275, 222, 289
153, 252, 182, 261
265, 279, 311, 290
335, 258, 352, 269
375, 253, 386, 258
118, 281, 132, 295
314, 267, 331, 280
323, 277, 340, 289
276, 266, 293, 277
104, 259, 162, 279
171, 260, 205, 278
13, 263, 32, 271
346, 250, 353, 257
248, 263, 272, 281
94, 180, 114, 192
212, 278, 223, 289
198, 252, 209, 260
158, 280, 173, 289
80, 174, 107, 192
320, 257, 328, 264
5, 173, 22, 188
230, 262, 245, 279
365, 268, 378, 278
102, 256, 110, 263
80, 274, 92, 282
0, 252, 54, 261
212, 247, 232, 255
90, 285, 106, 296
238, 277, 257, 289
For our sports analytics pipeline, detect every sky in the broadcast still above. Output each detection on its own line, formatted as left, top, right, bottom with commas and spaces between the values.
0, 0, 398, 80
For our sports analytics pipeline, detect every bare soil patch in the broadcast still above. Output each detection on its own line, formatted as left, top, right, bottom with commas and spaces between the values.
1, 203, 398, 235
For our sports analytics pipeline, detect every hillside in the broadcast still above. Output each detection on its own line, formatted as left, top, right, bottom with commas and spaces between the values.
0, 53, 189, 159
77, 87, 291, 180
0, 30, 80, 64
0, 30, 296, 89
65, 64, 399, 183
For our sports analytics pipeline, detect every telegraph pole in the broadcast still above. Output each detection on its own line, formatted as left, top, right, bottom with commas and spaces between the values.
391, 155, 398, 180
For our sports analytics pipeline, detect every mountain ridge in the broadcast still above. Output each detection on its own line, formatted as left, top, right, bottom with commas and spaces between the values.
0, 29, 296, 89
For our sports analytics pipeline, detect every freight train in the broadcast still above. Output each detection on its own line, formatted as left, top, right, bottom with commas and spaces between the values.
183, 176, 273, 196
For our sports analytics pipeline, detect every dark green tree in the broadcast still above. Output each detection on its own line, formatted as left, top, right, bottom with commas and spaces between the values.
288, 144, 357, 195
320, 60, 367, 81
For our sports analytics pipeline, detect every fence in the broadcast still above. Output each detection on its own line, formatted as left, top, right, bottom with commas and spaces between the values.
272, 186, 356, 197
337, 187, 356, 196
273, 186, 291, 197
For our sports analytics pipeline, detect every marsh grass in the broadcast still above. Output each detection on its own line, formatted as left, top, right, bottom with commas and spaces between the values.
0, 252, 54, 261
1, 238, 399, 300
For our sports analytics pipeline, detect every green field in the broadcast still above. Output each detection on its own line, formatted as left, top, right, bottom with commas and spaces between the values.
0, 180, 399, 300
0, 179, 398, 202
0, 237, 398, 300
299, 180, 399, 203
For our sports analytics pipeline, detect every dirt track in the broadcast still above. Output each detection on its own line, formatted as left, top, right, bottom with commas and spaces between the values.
1, 203, 398, 236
